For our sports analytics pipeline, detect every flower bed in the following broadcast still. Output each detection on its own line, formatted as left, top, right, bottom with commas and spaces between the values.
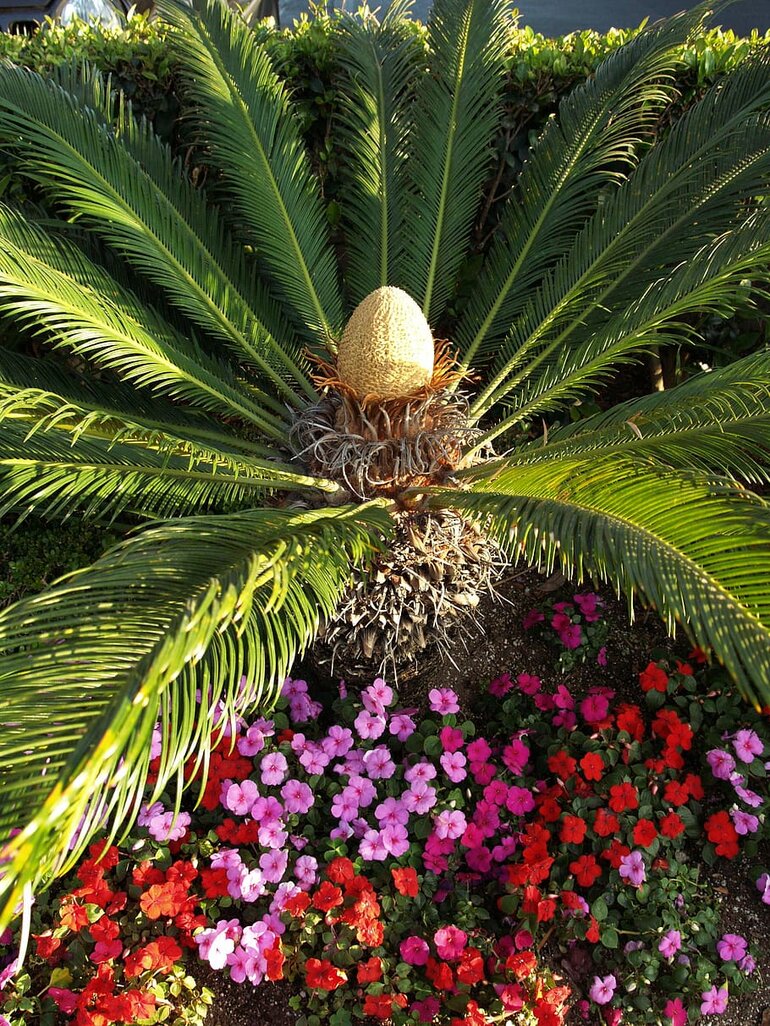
1, 598, 769, 1026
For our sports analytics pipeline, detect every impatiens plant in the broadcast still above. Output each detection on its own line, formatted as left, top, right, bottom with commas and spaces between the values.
1, 0, 770, 919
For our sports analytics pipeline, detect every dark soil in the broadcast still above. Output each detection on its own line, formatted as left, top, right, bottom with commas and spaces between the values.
190, 568, 770, 1026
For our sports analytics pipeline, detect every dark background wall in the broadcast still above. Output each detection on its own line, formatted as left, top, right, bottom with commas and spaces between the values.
280, 0, 770, 35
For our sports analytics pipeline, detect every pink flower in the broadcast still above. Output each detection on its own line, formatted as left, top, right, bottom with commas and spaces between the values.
434, 809, 467, 840
280, 779, 314, 815
717, 933, 747, 962
401, 936, 430, 966
345, 775, 377, 807
663, 997, 688, 1026
354, 709, 387, 740
700, 985, 728, 1015
148, 810, 190, 843
731, 809, 759, 835
90, 939, 122, 964
733, 729, 764, 762
226, 945, 257, 984
434, 925, 467, 960
428, 688, 460, 715
707, 749, 736, 781
440, 726, 465, 752
281, 677, 308, 700
405, 760, 437, 785
441, 751, 467, 782
618, 850, 646, 887
389, 714, 417, 740
359, 829, 388, 861
363, 746, 395, 779
260, 752, 288, 787
658, 930, 681, 958
589, 974, 617, 1005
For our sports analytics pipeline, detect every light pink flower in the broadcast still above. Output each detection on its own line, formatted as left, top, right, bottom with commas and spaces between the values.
440, 750, 467, 782
354, 709, 387, 740
700, 985, 728, 1015
428, 688, 460, 715
259, 849, 288, 885
588, 974, 616, 1005
359, 829, 388, 861
389, 713, 417, 740
434, 809, 467, 840
226, 780, 259, 816
280, 779, 313, 815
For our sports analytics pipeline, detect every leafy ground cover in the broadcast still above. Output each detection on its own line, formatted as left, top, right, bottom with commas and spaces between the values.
0, 584, 767, 1026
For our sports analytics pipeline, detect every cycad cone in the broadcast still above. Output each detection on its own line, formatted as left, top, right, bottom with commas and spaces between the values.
337, 286, 434, 400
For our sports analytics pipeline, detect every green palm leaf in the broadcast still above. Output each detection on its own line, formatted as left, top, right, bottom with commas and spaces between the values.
470, 55, 770, 424
160, 0, 343, 343
400, 0, 512, 323
0, 63, 315, 406
425, 457, 770, 706
454, 1, 724, 371
0, 503, 393, 924
0, 206, 288, 439
336, 0, 423, 306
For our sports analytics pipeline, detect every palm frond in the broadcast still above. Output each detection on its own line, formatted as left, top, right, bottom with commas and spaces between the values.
470, 54, 770, 422
335, 0, 423, 307
454, 1, 726, 371
424, 457, 770, 706
0, 349, 280, 459
0, 503, 393, 925
0, 206, 288, 439
0, 63, 315, 406
399, 0, 512, 323
159, 0, 343, 344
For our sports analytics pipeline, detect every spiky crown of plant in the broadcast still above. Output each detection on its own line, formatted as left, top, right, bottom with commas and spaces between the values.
0, 0, 769, 922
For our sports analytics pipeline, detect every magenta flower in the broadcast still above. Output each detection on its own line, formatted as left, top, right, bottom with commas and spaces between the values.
717, 933, 747, 962
707, 749, 736, 781
574, 592, 603, 621
505, 785, 535, 816
484, 780, 509, 805
502, 739, 530, 775
516, 672, 542, 695
47, 989, 78, 1015
580, 693, 609, 723
440, 725, 465, 752
389, 713, 417, 740
658, 930, 682, 958
700, 985, 729, 1015
663, 997, 688, 1026
428, 687, 460, 715
597, 646, 608, 666
465, 846, 493, 872
410, 996, 440, 1022
440, 750, 467, 782
733, 728, 764, 762
400, 936, 430, 966
588, 974, 617, 1005
560, 623, 583, 649
489, 672, 514, 696
619, 850, 646, 887
467, 738, 492, 763
434, 925, 467, 960
522, 608, 545, 629
434, 809, 467, 840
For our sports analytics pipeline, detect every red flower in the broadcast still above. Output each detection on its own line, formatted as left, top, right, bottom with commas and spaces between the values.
426, 957, 455, 990
684, 773, 704, 800
200, 867, 231, 899
363, 994, 407, 1019
451, 1000, 489, 1026
305, 958, 347, 991
132, 862, 165, 889
457, 947, 485, 985
538, 797, 562, 822
608, 782, 638, 813
265, 940, 285, 981
640, 661, 668, 693
663, 780, 690, 807
593, 808, 620, 837
600, 839, 630, 868
705, 811, 740, 858
615, 703, 645, 741
357, 957, 383, 984
326, 857, 356, 885
570, 854, 602, 888
124, 937, 182, 978
633, 819, 657, 848
312, 881, 344, 913
139, 882, 185, 920
559, 815, 587, 845
34, 933, 63, 963
283, 891, 311, 917
659, 811, 685, 839
391, 867, 419, 897
585, 915, 601, 943
580, 752, 604, 782
506, 951, 537, 980
653, 710, 693, 751
547, 751, 577, 779
59, 901, 90, 933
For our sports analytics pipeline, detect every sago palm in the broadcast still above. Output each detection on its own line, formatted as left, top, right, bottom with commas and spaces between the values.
1, 0, 770, 921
